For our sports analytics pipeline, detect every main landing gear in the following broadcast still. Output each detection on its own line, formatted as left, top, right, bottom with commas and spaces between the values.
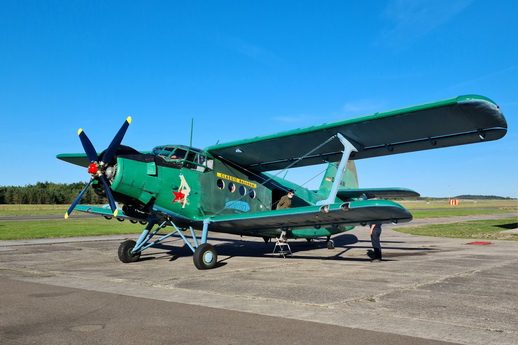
117, 219, 217, 270
118, 240, 141, 263
306, 236, 335, 249
193, 243, 217, 270
326, 236, 335, 250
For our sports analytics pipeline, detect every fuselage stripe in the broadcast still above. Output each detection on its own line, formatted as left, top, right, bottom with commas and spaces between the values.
216, 172, 257, 188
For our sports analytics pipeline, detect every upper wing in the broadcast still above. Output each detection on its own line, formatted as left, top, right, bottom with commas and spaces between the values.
206, 95, 507, 172
208, 199, 412, 236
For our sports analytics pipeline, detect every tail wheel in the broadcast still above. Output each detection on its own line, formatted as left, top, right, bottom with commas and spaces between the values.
193, 243, 218, 270
118, 240, 141, 263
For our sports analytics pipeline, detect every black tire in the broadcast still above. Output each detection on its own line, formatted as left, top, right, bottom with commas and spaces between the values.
118, 240, 141, 263
193, 243, 218, 270
327, 240, 335, 250
263, 236, 271, 243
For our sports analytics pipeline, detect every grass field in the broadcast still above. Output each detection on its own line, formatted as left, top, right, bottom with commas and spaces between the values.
394, 217, 518, 241
400, 199, 517, 210
0, 201, 517, 240
1, 200, 516, 217
0, 204, 73, 216
0, 218, 141, 240
402, 199, 517, 218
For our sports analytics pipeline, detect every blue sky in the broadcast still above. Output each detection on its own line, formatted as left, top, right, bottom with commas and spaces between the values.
1, 0, 516, 198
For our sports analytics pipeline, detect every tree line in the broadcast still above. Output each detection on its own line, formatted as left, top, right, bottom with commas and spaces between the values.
1, 182, 513, 204
0, 182, 106, 204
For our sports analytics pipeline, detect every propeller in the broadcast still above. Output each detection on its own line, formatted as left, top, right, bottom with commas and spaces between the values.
64, 117, 132, 219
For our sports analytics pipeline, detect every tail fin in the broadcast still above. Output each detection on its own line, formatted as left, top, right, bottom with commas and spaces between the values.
317, 160, 358, 197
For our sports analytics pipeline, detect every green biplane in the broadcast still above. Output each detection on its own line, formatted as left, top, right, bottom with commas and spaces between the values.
57, 95, 507, 269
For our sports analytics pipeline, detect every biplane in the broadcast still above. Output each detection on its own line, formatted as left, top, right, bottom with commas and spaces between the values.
57, 95, 507, 269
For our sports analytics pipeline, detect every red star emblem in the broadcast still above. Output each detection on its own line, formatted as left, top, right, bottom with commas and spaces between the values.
172, 190, 186, 203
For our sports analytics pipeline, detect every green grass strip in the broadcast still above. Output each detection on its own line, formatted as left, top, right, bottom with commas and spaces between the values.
0, 218, 141, 240
394, 217, 518, 241
411, 209, 516, 219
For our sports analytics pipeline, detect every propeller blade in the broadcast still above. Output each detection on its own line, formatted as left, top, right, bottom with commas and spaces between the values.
64, 179, 93, 219
99, 175, 119, 217
78, 129, 99, 162
101, 116, 132, 164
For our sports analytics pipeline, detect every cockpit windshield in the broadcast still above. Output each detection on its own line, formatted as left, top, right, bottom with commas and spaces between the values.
151, 145, 213, 172
151, 146, 173, 157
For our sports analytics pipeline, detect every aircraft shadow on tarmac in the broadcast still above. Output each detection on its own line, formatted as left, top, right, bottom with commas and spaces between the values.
134, 232, 439, 265
495, 222, 518, 230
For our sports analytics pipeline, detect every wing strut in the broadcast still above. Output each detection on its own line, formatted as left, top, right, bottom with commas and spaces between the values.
317, 133, 358, 205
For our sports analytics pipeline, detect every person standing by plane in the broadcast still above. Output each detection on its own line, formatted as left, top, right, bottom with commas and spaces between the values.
276, 190, 295, 210
369, 223, 382, 262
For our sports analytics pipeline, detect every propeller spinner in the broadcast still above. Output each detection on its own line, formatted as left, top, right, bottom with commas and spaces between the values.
64, 117, 132, 219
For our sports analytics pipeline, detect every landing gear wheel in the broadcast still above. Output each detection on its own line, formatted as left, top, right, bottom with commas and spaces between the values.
263, 236, 271, 243
193, 243, 218, 270
327, 239, 335, 250
118, 240, 141, 263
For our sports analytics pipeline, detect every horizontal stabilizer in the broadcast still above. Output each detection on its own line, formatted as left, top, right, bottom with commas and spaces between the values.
336, 188, 420, 200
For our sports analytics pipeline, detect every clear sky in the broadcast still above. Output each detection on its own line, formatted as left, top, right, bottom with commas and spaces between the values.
1, 0, 516, 198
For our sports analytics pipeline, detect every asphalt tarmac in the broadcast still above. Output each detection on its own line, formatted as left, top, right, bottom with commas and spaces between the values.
1, 214, 517, 344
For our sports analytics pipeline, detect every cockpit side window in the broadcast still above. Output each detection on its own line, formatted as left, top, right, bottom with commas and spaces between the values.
195, 154, 206, 166
167, 149, 187, 161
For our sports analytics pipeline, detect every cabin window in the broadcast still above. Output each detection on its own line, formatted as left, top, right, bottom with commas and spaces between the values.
217, 179, 225, 190
249, 189, 256, 199
239, 186, 246, 196
228, 182, 236, 193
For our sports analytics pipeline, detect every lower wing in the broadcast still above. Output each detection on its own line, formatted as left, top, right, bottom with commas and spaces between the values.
71, 200, 411, 238
208, 199, 412, 237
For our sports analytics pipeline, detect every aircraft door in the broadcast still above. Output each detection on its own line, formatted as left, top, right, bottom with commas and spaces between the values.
272, 189, 285, 210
